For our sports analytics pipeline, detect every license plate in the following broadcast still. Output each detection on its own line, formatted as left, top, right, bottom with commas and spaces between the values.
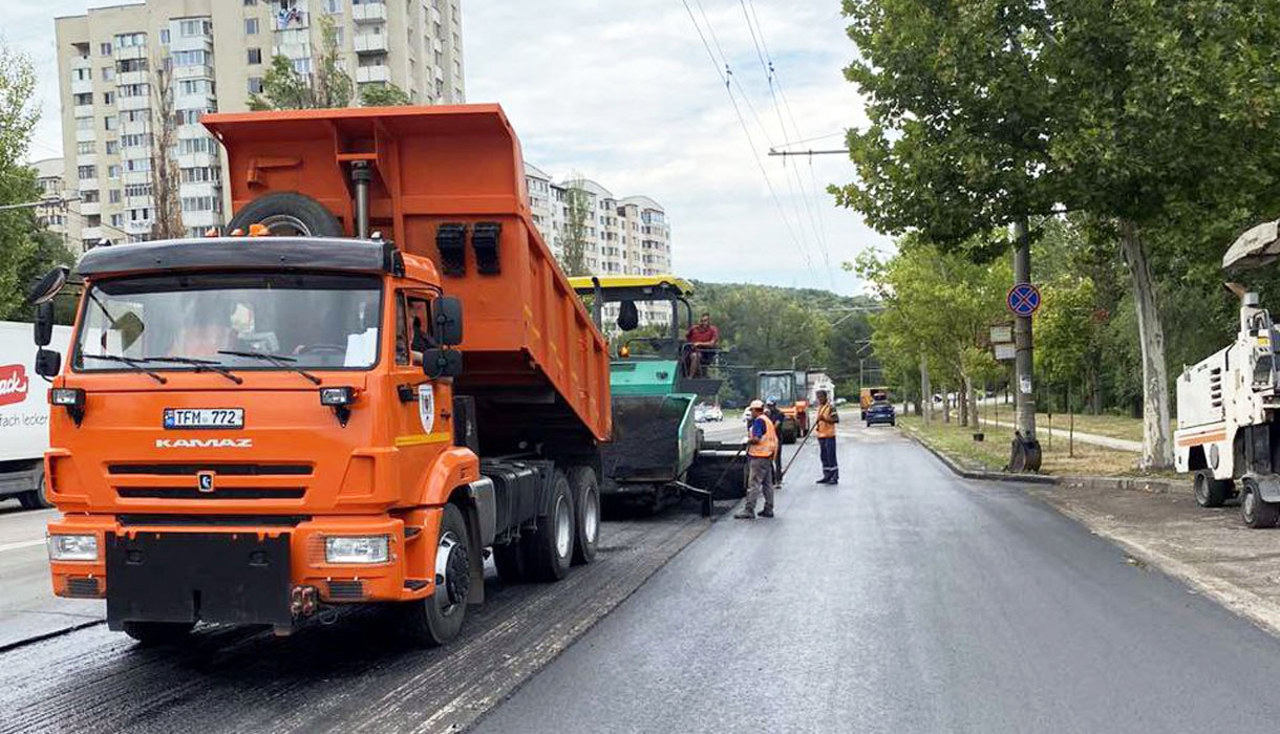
163, 408, 244, 429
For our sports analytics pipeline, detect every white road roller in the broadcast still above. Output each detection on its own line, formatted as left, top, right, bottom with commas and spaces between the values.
1176, 220, 1280, 527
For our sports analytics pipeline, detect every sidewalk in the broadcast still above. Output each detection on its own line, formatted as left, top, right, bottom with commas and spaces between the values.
983, 418, 1141, 452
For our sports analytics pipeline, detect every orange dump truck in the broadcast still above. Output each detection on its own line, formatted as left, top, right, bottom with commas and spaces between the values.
29, 105, 611, 646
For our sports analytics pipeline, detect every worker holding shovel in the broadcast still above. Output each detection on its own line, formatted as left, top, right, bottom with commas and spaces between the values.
735, 400, 778, 519
814, 390, 840, 484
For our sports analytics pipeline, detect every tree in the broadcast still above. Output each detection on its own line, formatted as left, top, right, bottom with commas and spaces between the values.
250, 16, 353, 110
150, 63, 183, 240
0, 43, 42, 319
555, 176, 591, 277
360, 82, 411, 107
315, 14, 353, 108
250, 55, 313, 110
835, 0, 1280, 469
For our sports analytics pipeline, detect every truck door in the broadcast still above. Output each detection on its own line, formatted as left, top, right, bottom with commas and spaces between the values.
391, 291, 447, 494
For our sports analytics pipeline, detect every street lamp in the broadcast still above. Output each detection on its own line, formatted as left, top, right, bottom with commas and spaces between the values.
790, 349, 811, 371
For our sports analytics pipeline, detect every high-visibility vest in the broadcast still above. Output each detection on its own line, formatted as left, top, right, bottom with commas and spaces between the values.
748, 415, 778, 458
815, 403, 837, 439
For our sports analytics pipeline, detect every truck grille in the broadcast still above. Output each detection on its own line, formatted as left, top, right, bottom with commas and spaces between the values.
327, 580, 365, 601
117, 487, 305, 500
108, 464, 311, 476
65, 577, 102, 598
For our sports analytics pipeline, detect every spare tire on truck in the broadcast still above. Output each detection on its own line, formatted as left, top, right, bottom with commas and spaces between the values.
225, 192, 344, 237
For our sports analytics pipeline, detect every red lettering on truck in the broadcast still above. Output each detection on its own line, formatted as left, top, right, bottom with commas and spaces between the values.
0, 364, 28, 407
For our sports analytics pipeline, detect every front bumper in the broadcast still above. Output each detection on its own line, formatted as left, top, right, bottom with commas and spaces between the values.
48, 511, 441, 628
865, 414, 896, 425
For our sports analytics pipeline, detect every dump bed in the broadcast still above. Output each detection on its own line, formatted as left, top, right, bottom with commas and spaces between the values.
202, 105, 610, 447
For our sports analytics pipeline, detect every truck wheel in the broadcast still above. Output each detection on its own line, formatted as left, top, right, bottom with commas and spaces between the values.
1194, 471, 1230, 508
1240, 479, 1280, 529
226, 192, 343, 237
493, 541, 527, 585
401, 503, 471, 646
568, 466, 600, 565
526, 470, 575, 582
24, 469, 54, 509
122, 621, 195, 646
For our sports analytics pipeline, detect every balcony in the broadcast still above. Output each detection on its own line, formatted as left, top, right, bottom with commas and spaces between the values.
75, 128, 97, 143
70, 78, 93, 95
119, 95, 150, 112
117, 70, 148, 86
114, 45, 146, 61
80, 201, 102, 216
180, 210, 219, 229
352, 3, 387, 23
354, 33, 388, 54
273, 11, 310, 31
73, 104, 95, 119
177, 152, 218, 169
71, 55, 92, 71
123, 170, 151, 186
81, 226, 103, 241
356, 65, 391, 84
173, 64, 213, 81
125, 220, 152, 236
78, 179, 99, 192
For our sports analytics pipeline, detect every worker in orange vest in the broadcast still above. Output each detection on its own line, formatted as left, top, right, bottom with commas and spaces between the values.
735, 399, 778, 519
814, 390, 840, 484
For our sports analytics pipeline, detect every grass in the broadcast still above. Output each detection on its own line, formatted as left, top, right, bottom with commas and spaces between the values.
898, 414, 1179, 479
971, 402, 1160, 444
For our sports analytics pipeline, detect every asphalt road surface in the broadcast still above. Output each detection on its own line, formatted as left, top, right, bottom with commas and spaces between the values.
475, 423, 1280, 734
0, 504, 102, 649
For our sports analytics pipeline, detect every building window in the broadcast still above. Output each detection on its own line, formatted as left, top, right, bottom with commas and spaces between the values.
77, 165, 97, 180
247, 77, 264, 94
102, 66, 114, 81
324, 0, 343, 12
113, 33, 146, 48
172, 50, 208, 67
125, 183, 152, 198
245, 18, 259, 34
179, 19, 212, 37
110, 214, 123, 228
108, 189, 122, 204
126, 158, 151, 173
77, 141, 94, 155
103, 91, 116, 104
108, 165, 121, 179
245, 0, 257, 5
99, 43, 112, 56
73, 92, 92, 106
247, 48, 262, 65
292, 57, 312, 74
103, 116, 117, 131
117, 58, 149, 73
105, 141, 119, 155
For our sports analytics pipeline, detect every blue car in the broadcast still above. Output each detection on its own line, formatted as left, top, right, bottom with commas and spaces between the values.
865, 401, 896, 427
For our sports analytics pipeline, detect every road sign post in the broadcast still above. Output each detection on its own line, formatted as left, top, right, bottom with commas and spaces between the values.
1009, 220, 1041, 472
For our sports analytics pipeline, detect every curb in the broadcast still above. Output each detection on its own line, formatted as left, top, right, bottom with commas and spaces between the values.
901, 426, 1181, 493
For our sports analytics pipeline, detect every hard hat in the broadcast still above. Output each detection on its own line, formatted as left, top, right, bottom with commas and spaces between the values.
766, 396, 778, 405
749, 399, 765, 410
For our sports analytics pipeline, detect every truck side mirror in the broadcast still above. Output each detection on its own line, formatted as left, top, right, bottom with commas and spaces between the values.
34, 302, 54, 347
35, 348, 61, 378
27, 266, 69, 306
423, 348, 463, 379
433, 296, 464, 346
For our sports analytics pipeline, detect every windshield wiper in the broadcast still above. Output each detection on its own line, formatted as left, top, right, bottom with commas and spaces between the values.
143, 356, 244, 385
80, 353, 168, 384
218, 350, 322, 385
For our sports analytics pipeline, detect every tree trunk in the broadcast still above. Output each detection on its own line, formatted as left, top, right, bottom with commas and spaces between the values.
920, 356, 932, 426
967, 375, 979, 431
959, 379, 970, 427
1119, 221, 1173, 470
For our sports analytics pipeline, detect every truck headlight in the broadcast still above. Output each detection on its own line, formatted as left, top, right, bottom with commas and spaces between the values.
324, 535, 389, 564
47, 534, 98, 562
49, 387, 85, 407
319, 387, 355, 406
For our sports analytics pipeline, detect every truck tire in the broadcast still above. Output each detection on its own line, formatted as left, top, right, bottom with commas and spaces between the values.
225, 192, 344, 237
1193, 471, 1231, 508
525, 470, 575, 582
401, 503, 471, 646
493, 541, 527, 585
26, 468, 54, 509
122, 621, 195, 646
1240, 479, 1280, 529
568, 465, 600, 565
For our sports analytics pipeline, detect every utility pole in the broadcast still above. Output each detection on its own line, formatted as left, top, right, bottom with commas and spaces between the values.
1011, 218, 1041, 470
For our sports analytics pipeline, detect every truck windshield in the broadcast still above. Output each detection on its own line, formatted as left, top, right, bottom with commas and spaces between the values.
759, 374, 795, 404
74, 272, 383, 372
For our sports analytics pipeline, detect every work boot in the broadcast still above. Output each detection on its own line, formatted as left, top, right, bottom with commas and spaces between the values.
734, 509, 756, 520
816, 476, 831, 485
759, 508, 775, 518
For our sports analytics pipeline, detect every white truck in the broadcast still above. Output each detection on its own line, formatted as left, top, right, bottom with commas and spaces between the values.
1175, 220, 1280, 527
0, 321, 70, 509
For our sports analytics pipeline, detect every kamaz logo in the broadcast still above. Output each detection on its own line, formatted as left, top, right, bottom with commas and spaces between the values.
155, 438, 253, 449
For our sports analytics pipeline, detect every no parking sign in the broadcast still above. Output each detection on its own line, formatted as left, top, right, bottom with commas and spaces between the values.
1006, 283, 1041, 317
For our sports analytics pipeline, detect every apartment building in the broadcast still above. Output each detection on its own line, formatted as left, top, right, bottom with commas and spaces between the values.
55, 0, 465, 251
526, 163, 674, 326
30, 158, 82, 247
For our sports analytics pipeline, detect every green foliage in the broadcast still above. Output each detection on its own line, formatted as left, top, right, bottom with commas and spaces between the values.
0, 44, 43, 319
359, 82, 411, 107
251, 22, 355, 112
555, 177, 591, 277
315, 14, 353, 108
250, 55, 312, 110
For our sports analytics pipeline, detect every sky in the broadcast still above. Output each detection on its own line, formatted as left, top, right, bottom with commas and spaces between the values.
10, 0, 892, 294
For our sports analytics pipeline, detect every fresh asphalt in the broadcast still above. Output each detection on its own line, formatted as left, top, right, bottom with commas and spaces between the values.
475, 423, 1280, 734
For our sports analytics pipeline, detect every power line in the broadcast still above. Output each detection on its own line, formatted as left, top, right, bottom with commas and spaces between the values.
678, 0, 818, 282
691, 0, 828, 286
739, 0, 836, 289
